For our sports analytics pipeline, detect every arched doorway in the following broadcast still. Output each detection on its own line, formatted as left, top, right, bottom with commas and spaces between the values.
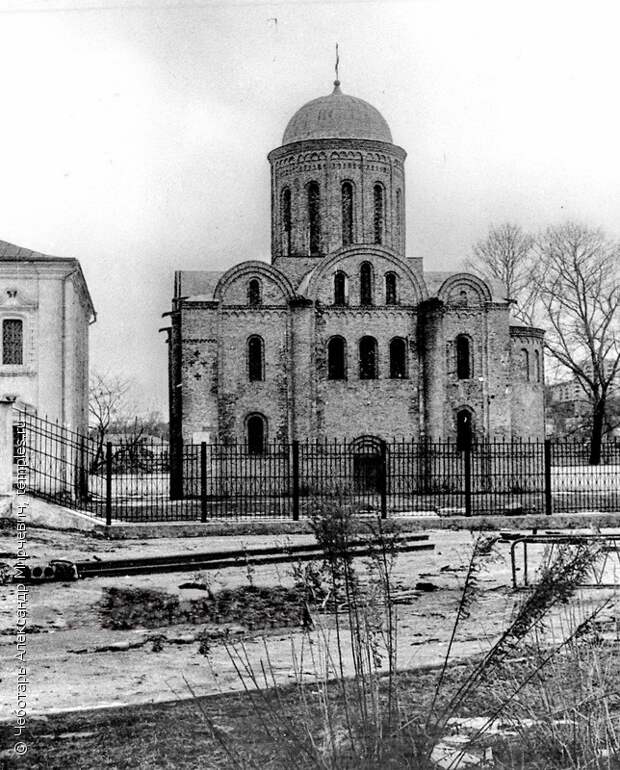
350, 435, 385, 493
456, 409, 473, 451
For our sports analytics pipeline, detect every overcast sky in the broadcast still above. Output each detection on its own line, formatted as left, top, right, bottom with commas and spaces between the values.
1, 0, 619, 415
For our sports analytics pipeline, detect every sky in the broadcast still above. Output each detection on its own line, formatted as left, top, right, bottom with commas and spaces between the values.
1, 0, 619, 416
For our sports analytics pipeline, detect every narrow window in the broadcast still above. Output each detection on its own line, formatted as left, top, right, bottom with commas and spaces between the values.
247, 414, 266, 455
308, 181, 321, 255
3, 319, 23, 365
281, 187, 292, 255
389, 337, 407, 379
360, 262, 373, 306
456, 409, 473, 451
334, 271, 347, 306
456, 335, 471, 380
341, 181, 353, 246
359, 336, 378, 379
373, 184, 384, 245
396, 188, 402, 248
247, 336, 264, 382
247, 279, 261, 307
522, 348, 530, 381
535, 350, 541, 383
385, 272, 398, 305
327, 336, 346, 380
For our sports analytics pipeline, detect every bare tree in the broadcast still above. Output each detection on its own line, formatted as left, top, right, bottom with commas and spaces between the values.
535, 223, 620, 464
89, 371, 131, 469
466, 223, 537, 323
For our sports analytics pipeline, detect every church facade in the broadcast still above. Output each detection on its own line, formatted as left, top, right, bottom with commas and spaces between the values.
167, 80, 545, 453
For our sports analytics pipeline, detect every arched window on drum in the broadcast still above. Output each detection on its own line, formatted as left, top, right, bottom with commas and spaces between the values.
341, 182, 354, 247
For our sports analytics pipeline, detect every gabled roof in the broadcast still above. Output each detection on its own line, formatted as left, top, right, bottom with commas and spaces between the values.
0, 238, 96, 320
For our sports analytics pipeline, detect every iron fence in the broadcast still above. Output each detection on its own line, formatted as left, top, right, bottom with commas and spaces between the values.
14, 410, 620, 523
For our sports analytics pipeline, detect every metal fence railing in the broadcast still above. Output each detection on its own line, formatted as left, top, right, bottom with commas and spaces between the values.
14, 409, 620, 523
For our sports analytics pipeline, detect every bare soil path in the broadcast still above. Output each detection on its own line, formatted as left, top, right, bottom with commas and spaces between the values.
0, 524, 615, 717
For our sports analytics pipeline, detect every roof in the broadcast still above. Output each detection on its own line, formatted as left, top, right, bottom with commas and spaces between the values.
175, 270, 224, 301
0, 238, 96, 319
282, 81, 393, 145
0, 239, 75, 262
424, 270, 505, 302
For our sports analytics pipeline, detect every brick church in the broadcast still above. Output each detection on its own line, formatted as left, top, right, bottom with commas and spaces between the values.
167, 78, 545, 454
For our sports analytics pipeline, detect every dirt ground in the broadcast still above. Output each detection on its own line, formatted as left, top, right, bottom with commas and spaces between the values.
1, 523, 618, 718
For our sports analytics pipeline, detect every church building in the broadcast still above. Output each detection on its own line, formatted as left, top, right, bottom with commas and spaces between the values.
0, 239, 95, 432
167, 78, 545, 453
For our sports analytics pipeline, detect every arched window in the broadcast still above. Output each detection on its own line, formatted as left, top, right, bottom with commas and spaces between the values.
522, 348, 530, 380
385, 272, 398, 305
389, 337, 407, 379
247, 414, 266, 455
247, 279, 261, 307
281, 187, 292, 255
396, 188, 402, 248
373, 184, 384, 245
360, 262, 373, 306
2, 319, 23, 365
307, 181, 321, 255
534, 350, 541, 383
334, 271, 347, 306
359, 336, 378, 379
327, 336, 347, 380
456, 409, 473, 451
341, 182, 353, 247
247, 336, 264, 382
456, 335, 472, 380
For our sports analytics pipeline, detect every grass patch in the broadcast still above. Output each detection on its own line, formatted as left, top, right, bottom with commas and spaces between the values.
99, 584, 308, 631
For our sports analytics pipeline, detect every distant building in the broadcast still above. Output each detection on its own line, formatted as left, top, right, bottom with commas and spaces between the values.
166, 78, 546, 453
545, 368, 619, 439
0, 239, 95, 432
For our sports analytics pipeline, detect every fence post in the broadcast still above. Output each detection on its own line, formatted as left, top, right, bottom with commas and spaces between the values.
0, 400, 15, 495
292, 440, 300, 521
464, 445, 472, 517
105, 442, 112, 526
76, 435, 88, 503
544, 439, 553, 516
380, 441, 388, 519
200, 442, 207, 523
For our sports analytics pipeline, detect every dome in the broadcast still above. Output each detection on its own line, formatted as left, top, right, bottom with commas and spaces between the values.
282, 81, 393, 145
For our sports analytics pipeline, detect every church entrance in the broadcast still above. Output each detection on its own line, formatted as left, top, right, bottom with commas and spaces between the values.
456, 409, 474, 450
351, 435, 385, 494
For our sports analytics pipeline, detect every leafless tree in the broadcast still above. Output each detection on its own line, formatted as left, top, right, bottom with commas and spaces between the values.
89, 371, 131, 469
466, 223, 538, 323
535, 223, 619, 464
